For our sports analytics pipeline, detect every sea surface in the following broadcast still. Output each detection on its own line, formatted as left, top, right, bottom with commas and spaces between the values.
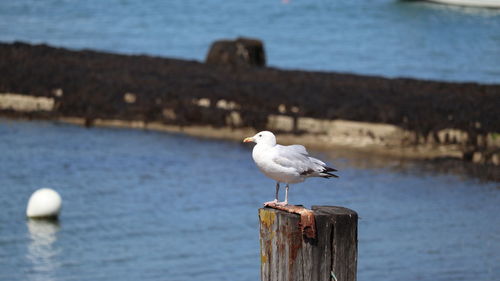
1, 0, 500, 83
0, 119, 498, 281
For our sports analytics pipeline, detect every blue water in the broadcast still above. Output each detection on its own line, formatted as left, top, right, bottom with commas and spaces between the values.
1, 0, 500, 83
0, 119, 498, 281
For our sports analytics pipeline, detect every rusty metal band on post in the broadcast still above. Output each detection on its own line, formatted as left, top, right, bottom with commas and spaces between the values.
264, 204, 316, 239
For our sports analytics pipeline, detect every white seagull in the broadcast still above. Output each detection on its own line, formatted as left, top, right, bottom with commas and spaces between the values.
243, 131, 338, 206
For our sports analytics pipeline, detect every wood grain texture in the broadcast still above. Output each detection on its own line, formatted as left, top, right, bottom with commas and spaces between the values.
259, 206, 357, 281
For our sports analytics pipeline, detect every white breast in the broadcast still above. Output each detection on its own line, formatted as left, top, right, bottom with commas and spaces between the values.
252, 144, 305, 184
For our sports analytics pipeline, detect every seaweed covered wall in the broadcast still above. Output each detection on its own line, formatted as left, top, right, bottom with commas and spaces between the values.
1, 42, 499, 164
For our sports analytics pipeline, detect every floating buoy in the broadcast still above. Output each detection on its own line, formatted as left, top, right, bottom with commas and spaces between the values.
26, 188, 62, 219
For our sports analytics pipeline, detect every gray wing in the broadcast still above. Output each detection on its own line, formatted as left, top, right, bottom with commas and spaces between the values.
273, 144, 312, 174
273, 144, 338, 178
285, 144, 309, 155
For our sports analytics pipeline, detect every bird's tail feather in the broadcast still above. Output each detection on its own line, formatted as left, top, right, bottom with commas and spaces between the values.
320, 166, 339, 178
324, 166, 337, 172
320, 172, 338, 178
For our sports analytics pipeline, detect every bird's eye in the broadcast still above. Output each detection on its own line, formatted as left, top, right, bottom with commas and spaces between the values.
259, 134, 262, 137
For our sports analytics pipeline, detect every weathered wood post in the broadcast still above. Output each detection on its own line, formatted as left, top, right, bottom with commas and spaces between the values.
259, 206, 358, 281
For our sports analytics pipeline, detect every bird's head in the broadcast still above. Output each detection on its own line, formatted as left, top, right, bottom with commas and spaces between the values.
243, 131, 276, 146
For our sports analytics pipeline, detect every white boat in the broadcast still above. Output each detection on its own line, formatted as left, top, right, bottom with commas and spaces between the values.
425, 0, 500, 8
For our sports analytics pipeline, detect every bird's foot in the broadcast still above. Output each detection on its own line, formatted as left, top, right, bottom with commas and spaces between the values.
264, 200, 288, 207
263, 199, 278, 207
276, 201, 288, 207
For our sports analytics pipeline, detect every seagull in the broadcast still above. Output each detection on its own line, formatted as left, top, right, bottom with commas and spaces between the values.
243, 131, 338, 206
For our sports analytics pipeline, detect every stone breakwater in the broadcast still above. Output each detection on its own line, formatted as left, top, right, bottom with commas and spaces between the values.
1, 42, 499, 166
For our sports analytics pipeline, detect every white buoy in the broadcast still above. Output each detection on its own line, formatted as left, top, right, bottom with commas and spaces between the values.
26, 188, 62, 219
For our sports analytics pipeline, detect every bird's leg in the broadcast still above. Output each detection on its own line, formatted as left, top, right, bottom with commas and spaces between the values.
276, 184, 289, 206
275, 182, 280, 201
285, 184, 289, 205
264, 182, 280, 206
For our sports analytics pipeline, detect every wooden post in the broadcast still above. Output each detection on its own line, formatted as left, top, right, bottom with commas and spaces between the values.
259, 206, 358, 281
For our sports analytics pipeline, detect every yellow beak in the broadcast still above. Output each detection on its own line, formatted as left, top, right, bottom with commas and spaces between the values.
243, 137, 254, 143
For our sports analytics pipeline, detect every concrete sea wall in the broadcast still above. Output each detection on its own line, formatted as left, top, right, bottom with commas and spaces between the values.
0, 42, 499, 165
